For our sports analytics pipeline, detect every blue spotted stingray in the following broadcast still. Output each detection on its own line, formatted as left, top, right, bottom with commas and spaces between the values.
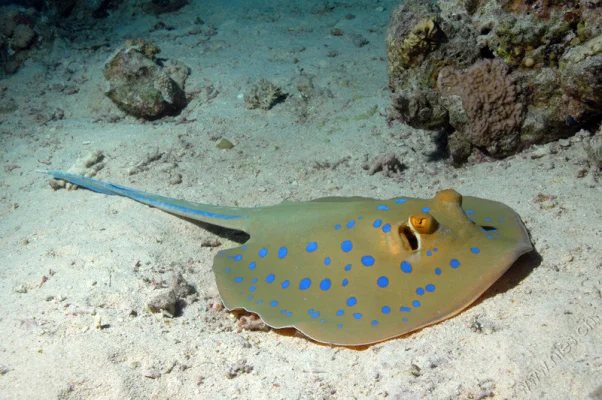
43, 171, 533, 346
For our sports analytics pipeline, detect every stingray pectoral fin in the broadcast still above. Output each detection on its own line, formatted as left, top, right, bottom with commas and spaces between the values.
41, 170, 256, 232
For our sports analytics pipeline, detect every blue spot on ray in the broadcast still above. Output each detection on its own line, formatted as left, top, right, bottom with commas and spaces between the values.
248, 262, 256, 270
376, 204, 389, 211
265, 273, 275, 283
259, 248, 268, 258
270, 301, 278, 307
341, 240, 353, 253
401, 260, 412, 273
362, 255, 375, 267
382, 224, 391, 233
342, 278, 349, 287
334, 224, 341, 230
382, 306, 391, 314
377, 276, 389, 288
353, 313, 362, 319
422, 207, 430, 212
395, 198, 407, 204
371, 320, 378, 326
234, 277, 243, 283
347, 220, 355, 229
281, 280, 290, 289
278, 246, 288, 259
416, 287, 425, 296
347, 297, 357, 307
470, 247, 481, 254
336, 310, 344, 316
324, 257, 331, 265
306, 242, 318, 252
412, 300, 421, 307
400, 306, 411, 312
344, 264, 352, 271
435, 268, 442, 275
320, 278, 332, 291
233, 255, 242, 261
299, 278, 312, 290
450, 259, 461, 269
373, 219, 382, 228
426, 284, 435, 292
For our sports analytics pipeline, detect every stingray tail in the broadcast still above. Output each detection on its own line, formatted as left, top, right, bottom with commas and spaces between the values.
40, 170, 255, 232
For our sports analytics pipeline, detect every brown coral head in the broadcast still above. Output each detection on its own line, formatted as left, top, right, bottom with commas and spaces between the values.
438, 59, 527, 157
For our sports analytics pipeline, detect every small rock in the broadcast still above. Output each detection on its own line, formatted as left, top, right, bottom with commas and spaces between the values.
237, 314, 268, 333
216, 138, 235, 150
585, 173, 598, 188
14, 284, 27, 294
143, 368, 161, 379
95, 315, 103, 329
170, 271, 193, 299
244, 79, 285, 110
558, 138, 571, 148
12, 24, 35, 50
350, 34, 369, 48
169, 173, 182, 185
548, 142, 560, 154
226, 359, 253, 379
576, 168, 588, 178
531, 146, 548, 159
561, 254, 574, 264
147, 272, 194, 316
147, 289, 177, 316
410, 363, 422, 377
364, 153, 405, 176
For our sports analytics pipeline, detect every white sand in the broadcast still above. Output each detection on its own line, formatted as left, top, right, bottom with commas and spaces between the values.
0, 1, 600, 398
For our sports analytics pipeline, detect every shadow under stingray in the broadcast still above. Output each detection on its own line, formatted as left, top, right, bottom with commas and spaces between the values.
174, 214, 541, 350
178, 215, 250, 244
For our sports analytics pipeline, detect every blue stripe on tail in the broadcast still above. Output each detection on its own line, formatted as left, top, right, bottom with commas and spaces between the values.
41, 170, 248, 221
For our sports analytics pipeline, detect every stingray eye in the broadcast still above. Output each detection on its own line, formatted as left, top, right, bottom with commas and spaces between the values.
410, 212, 438, 234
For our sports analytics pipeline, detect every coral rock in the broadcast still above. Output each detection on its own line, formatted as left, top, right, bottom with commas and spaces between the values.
11, 24, 35, 50
387, 0, 602, 165
438, 59, 526, 157
103, 40, 189, 120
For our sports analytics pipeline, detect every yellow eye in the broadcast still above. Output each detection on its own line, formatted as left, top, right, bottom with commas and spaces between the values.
410, 212, 438, 234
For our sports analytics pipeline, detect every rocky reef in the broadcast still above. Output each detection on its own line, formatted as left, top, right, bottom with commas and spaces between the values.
386, 0, 602, 165
0, 6, 49, 76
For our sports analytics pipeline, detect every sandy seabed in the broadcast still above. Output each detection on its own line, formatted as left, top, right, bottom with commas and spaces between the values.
0, 1, 600, 399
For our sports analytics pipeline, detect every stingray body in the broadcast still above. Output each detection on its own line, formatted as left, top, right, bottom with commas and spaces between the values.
44, 171, 532, 346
